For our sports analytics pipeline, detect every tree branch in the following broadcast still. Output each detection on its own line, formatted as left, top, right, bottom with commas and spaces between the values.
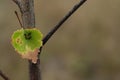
13, 0, 41, 80
0, 70, 9, 80
12, 0, 87, 80
42, 0, 87, 46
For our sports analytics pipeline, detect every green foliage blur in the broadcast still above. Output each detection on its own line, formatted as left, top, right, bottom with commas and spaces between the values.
0, 0, 120, 80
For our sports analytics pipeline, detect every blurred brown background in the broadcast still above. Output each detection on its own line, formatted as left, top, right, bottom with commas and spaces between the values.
0, 0, 120, 80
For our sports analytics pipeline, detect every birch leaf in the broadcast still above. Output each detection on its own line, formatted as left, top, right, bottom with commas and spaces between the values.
11, 28, 43, 63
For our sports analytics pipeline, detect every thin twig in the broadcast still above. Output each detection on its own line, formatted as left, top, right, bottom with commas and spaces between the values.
15, 11, 23, 28
42, 0, 87, 45
0, 70, 9, 80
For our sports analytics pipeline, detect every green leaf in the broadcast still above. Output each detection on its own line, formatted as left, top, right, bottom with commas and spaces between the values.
11, 28, 43, 63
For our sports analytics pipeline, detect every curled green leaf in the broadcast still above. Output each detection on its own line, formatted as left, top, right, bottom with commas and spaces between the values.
11, 28, 43, 63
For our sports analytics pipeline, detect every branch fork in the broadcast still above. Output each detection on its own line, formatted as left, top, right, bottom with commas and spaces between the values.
10, 0, 87, 80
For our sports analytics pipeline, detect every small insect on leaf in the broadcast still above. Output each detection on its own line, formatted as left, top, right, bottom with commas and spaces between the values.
11, 28, 43, 63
